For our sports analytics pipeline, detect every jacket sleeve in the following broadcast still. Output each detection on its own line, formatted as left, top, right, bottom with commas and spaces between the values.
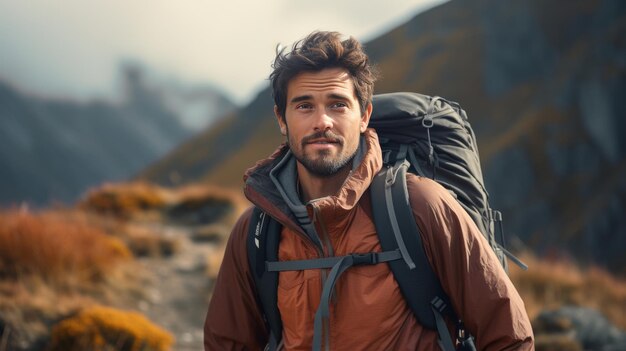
204, 206, 269, 351
406, 174, 534, 350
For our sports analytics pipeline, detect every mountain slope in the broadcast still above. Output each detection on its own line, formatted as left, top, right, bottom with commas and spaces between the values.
366, 0, 626, 272
140, 0, 626, 274
139, 88, 276, 186
0, 66, 235, 206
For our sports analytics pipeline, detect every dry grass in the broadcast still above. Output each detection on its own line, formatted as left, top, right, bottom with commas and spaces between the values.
48, 305, 174, 351
0, 180, 248, 351
78, 182, 171, 219
0, 209, 131, 285
171, 183, 248, 225
79, 181, 247, 226
0, 208, 151, 351
123, 224, 181, 258
76, 180, 247, 260
510, 252, 626, 330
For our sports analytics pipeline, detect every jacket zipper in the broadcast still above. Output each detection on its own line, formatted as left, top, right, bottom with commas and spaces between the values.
311, 202, 334, 257
307, 172, 357, 351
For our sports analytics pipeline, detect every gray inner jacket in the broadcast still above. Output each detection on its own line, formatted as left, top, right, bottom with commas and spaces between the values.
268, 136, 367, 248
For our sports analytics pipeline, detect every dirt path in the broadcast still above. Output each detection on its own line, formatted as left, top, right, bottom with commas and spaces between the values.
136, 224, 219, 351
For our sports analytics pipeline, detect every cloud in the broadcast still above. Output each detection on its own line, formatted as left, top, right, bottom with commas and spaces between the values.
0, 0, 446, 104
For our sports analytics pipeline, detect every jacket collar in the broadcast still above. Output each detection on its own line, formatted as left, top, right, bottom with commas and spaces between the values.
243, 128, 383, 235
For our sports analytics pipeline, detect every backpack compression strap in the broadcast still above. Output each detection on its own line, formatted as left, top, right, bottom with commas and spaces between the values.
370, 161, 460, 351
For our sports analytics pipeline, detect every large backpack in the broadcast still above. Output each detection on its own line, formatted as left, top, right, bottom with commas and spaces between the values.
246, 92, 526, 351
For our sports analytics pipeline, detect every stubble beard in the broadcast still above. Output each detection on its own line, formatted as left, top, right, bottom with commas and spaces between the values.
288, 130, 357, 178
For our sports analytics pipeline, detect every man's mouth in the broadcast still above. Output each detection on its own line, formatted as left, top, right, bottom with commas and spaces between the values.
301, 132, 343, 148
307, 138, 339, 145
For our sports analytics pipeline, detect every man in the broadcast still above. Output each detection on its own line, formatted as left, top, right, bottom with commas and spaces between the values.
204, 31, 534, 350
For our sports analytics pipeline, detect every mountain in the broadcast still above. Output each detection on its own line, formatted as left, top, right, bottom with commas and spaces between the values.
159, 80, 237, 131
140, 0, 626, 274
0, 64, 235, 206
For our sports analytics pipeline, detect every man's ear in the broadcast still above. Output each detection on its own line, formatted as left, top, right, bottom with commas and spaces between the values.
360, 102, 373, 133
274, 105, 287, 136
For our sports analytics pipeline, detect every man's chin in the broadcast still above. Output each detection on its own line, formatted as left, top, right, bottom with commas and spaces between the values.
299, 157, 352, 178
304, 143, 340, 155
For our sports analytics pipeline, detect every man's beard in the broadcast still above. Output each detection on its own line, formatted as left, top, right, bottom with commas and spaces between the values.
288, 130, 357, 177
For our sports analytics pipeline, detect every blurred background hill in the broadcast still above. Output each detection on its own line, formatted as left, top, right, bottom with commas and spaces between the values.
0, 63, 235, 206
141, 0, 626, 276
1, 0, 626, 350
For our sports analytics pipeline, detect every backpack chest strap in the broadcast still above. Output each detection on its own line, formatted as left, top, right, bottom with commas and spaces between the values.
266, 249, 401, 272
266, 249, 402, 351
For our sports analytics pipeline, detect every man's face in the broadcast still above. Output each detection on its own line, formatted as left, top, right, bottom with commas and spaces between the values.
275, 68, 372, 177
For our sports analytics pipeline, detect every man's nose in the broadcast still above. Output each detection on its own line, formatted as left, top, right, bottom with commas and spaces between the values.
313, 109, 333, 131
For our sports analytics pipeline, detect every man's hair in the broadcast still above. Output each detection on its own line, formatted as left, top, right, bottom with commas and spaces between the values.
270, 31, 378, 119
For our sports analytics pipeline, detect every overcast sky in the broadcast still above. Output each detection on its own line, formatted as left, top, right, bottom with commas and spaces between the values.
0, 0, 446, 105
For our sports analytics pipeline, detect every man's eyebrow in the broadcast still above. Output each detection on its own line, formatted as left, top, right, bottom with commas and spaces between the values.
328, 93, 351, 101
289, 95, 312, 104
289, 93, 352, 105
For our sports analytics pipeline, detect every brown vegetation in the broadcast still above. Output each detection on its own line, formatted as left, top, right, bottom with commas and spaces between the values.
171, 183, 248, 226
0, 209, 131, 284
122, 224, 181, 258
79, 181, 247, 225
0, 208, 147, 350
78, 182, 171, 219
0, 180, 247, 350
6, 178, 625, 349
510, 252, 626, 330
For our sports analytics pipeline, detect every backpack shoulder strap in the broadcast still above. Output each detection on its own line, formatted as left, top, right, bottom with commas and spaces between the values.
247, 207, 283, 349
371, 161, 458, 351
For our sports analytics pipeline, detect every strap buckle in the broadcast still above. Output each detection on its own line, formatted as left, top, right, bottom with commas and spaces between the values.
350, 252, 378, 266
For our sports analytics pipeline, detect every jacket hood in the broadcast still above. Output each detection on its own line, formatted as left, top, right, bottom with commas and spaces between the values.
243, 128, 383, 235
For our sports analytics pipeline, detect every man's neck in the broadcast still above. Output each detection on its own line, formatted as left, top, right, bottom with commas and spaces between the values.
296, 163, 351, 203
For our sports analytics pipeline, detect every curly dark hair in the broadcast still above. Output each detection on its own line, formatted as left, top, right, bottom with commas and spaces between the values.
270, 31, 378, 118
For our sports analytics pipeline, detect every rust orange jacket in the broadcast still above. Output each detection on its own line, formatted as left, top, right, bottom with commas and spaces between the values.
204, 129, 534, 350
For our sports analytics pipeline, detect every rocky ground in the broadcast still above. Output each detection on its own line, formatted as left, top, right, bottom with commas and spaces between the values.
130, 223, 224, 351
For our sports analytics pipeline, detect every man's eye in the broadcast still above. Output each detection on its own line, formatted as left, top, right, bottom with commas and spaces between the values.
296, 103, 312, 110
331, 102, 347, 109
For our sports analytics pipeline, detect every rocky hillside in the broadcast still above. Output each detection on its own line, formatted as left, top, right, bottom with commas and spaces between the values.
140, 0, 626, 274
0, 65, 235, 207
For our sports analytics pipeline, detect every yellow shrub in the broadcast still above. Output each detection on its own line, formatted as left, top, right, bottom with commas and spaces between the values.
49, 305, 174, 351
79, 182, 169, 218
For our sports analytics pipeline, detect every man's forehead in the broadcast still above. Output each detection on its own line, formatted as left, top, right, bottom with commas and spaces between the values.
286, 68, 356, 100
